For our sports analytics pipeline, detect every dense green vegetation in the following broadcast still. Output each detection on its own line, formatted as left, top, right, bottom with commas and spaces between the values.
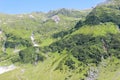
49, 22, 120, 64
85, 0, 120, 26
1, 0, 120, 80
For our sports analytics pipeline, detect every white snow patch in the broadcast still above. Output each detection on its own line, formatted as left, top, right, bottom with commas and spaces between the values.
0, 64, 16, 74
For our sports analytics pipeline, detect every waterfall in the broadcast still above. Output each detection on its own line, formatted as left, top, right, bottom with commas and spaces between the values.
30, 33, 39, 47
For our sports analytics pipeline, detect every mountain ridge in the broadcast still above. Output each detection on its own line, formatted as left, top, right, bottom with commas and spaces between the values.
0, 0, 120, 80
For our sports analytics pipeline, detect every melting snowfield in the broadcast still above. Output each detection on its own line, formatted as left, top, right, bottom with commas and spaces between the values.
0, 64, 16, 74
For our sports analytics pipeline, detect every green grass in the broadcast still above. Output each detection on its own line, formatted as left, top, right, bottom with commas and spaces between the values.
97, 57, 120, 80
0, 52, 88, 80
1, 7, 120, 80
72, 22, 119, 37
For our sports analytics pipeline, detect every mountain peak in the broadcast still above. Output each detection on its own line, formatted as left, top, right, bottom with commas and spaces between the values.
47, 8, 91, 18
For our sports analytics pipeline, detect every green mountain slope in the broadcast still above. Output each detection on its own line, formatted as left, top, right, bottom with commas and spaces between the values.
85, 0, 120, 25
0, 0, 120, 80
47, 8, 91, 19
0, 9, 91, 80
0, 9, 87, 54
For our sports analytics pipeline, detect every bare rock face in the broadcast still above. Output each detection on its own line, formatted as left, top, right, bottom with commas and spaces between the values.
0, 29, 2, 35
0, 32, 2, 52
0, 30, 4, 51
85, 67, 99, 80
0, 20, 2, 23
51, 15, 60, 24
29, 15, 35, 19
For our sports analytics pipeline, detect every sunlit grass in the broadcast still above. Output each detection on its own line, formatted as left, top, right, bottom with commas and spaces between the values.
97, 57, 120, 80
72, 22, 119, 36
0, 52, 88, 80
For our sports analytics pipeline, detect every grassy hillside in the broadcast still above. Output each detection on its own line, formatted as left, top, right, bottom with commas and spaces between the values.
1, 22, 120, 80
97, 57, 120, 80
0, 0, 120, 80
0, 52, 88, 80
0, 9, 86, 54
0, 9, 91, 80
85, 0, 120, 25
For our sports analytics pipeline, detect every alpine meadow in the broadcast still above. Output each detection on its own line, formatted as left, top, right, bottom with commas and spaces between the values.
0, 0, 120, 80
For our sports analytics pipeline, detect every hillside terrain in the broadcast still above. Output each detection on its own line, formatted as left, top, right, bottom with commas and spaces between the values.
0, 0, 120, 80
